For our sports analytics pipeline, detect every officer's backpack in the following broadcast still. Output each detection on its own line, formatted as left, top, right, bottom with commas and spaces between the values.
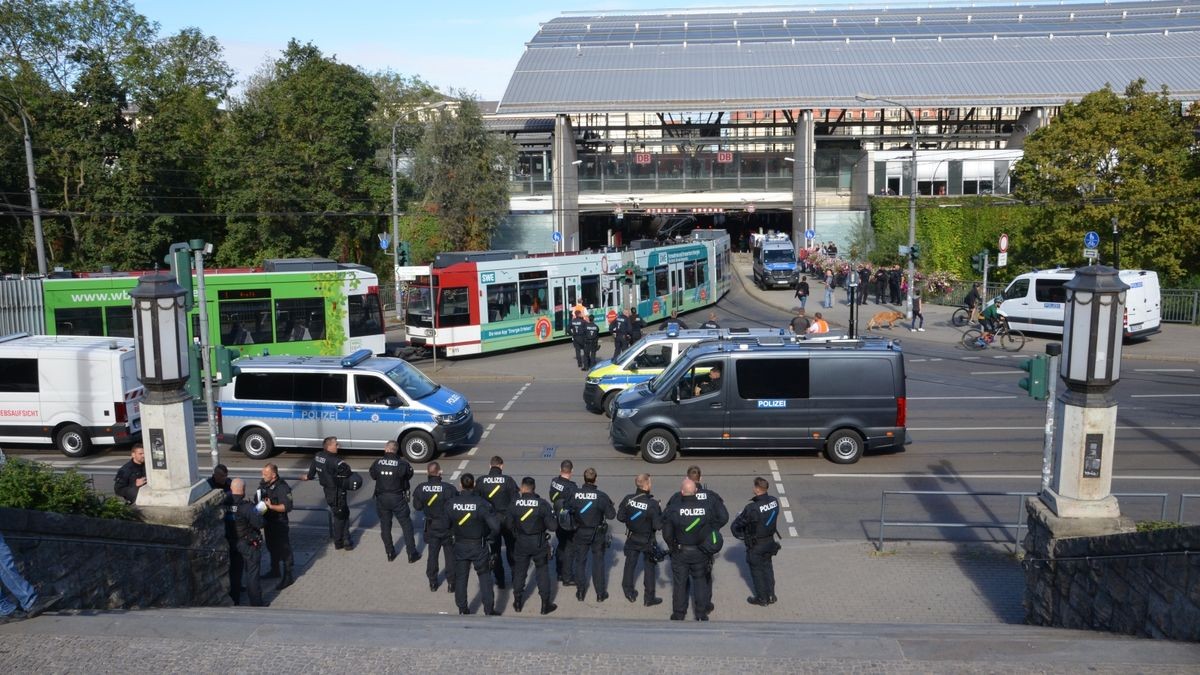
556, 505, 576, 532
698, 527, 724, 556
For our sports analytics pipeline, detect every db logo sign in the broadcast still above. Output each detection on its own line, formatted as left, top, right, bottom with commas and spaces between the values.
652, 300, 661, 314
535, 316, 552, 342
699, 288, 707, 300
717, 151, 733, 163
606, 309, 617, 324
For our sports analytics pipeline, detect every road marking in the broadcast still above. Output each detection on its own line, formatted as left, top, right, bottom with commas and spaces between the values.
468, 447, 477, 456
788, 526, 798, 537
783, 511, 794, 524
811, 473, 1200, 481
909, 395, 1018, 400
457, 460, 469, 470
780, 497, 790, 508
929, 358, 943, 362
767, 460, 796, 537
911, 425, 1200, 431
992, 355, 1009, 359
771, 472, 783, 483
910, 358, 926, 362
963, 356, 981, 360
494, 412, 504, 420
1130, 394, 1200, 398
768, 460, 779, 471
971, 370, 1020, 375
1134, 368, 1194, 373
473, 400, 496, 404
486, 423, 497, 431
775, 484, 785, 495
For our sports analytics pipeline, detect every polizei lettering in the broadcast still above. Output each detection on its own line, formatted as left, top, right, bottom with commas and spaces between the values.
425, 484, 443, 493
451, 503, 477, 512
576, 492, 598, 500
759, 501, 779, 513
300, 410, 340, 421
515, 498, 540, 508
680, 508, 707, 516
629, 500, 649, 510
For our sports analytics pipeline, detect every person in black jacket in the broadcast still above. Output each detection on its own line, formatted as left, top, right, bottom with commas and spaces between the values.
229, 479, 269, 607
610, 309, 630, 360
730, 477, 782, 607
505, 476, 557, 615
113, 444, 146, 504
207, 465, 240, 604
617, 473, 664, 606
659, 309, 688, 331
475, 456, 518, 589
370, 441, 419, 563
628, 308, 645, 343
301, 436, 351, 549
331, 462, 359, 550
662, 478, 720, 621
666, 465, 728, 614
582, 313, 601, 369
258, 463, 296, 591
447, 473, 500, 615
568, 310, 587, 370
569, 467, 616, 602
413, 462, 458, 593
548, 460, 579, 585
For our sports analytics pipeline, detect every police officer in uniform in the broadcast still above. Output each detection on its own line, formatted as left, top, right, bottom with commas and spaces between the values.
610, 309, 630, 360
229, 479, 269, 607
370, 441, 420, 563
207, 465, 240, 604
582, 313, 601, 369
628, 308, 646, 343
506, 476, 557, 615
665, 466, 728, 615
547, 460, 578, 584
258, 463, 296, 591
568, 310, 587, 370
475, 456, 518, 588
617, 473, 664, 606
569, 467, 616, 602
331, 461, 360, 549
699, 312, 720, 329
447, 473, 500, 615
731, 477, 782, 606
301, 436, 352, 549
413, 461, 458, 592
662, 478, 719, 621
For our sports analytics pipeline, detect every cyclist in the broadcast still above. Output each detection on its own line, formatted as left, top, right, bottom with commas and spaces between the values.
980, 296, 1004, 336
963, 282, 982, 320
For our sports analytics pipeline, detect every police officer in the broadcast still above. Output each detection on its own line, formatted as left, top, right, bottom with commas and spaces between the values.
569, 467, 616, 602
617, 473, 664, 606
370, 441, 420, 563
301, 436, 352, 549
413, 461, 458, 593
628, 308, 646, 343
506, 476, 557, 615
547, 460, 578, 585
659, 309, 688, 331
229, 479, 269, 607
665, 465, 728, 614
731, 477, 781, 606
208, 465, 241, 605
582, 313, 601, 369
568, 309, 587, 370
447, 473, 500, 615
699, 312, 720, 329
475, 456, 518, 588
610, 309, 630, 360
258, 463, 296, 591
662, 478, 719, 621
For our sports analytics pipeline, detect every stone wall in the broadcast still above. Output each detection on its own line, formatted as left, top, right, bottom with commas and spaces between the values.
1023, 498, 1200, 641
0, 491, 232, 610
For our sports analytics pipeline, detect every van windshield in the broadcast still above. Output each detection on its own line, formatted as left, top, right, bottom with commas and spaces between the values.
385, 362, 439, 400
616, 335, 650, 364
763, 248, 795, 264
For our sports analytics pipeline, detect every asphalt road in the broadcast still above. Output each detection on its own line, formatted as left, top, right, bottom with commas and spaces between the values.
8, 271, 1200, 543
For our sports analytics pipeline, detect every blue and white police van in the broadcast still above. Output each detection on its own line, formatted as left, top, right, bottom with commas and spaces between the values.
751, 233, 799, 289
216, 349, 473, 462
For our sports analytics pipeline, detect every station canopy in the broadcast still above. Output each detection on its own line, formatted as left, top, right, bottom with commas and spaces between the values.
497, 1, 1200, 114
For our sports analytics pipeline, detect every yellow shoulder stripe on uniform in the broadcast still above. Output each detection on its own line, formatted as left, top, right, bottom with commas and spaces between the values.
519, 508, 535, 522
457, 512, 472, 526
427, 493, 438, 506
488, 484, 501, 499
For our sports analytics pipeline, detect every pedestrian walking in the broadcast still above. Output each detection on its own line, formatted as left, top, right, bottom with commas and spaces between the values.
794, 276, 809, 310
662, 479, 721, 621
788, 309, 811, 335
910, 291, 925, 332
229, 478, 269, 607
731, 477, 782, 606
258, 463, 296, 591
617, 473, 664, 607
0, 532, 60, 622
568, 310, 587, 370
548, 460, 579, 585
447, 473, 500, 615
822, 269, 834, 308
113, 443, 146, 504
413, 462, 458, 593
476, 456, 518, 589
506, 477, 558, 615
370, 441, 420, 563
569, 468, 616, 602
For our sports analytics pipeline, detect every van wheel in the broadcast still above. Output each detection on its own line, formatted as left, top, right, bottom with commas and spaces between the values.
239, 427, 275, 460
402, 430, 436, 463
825, 429, 864, 464
640, 429, 678, 464
56, 424, 92, 458
602, 390, 621, 418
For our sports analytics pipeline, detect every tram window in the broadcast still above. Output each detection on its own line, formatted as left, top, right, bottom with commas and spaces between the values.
654, 266, 669, 296
581, 275, 600, 308
275, 297, 325, 342
55, 308, 104, 336
104, 305, 134, 337
716, 255, 724, 283
220, 299, 272, 345
518, 279, 547, 317
486, 282, 518, 322
638, 275, 650, 303
603, 279, 619, 308
684, 262, 697, 290
349, 294, 384, 337
438, 287, 471, 327
697, 261, 707, 287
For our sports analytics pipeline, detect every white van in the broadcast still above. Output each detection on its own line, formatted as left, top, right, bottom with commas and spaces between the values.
0, 333, 143, 456
998, 269, 1161, 339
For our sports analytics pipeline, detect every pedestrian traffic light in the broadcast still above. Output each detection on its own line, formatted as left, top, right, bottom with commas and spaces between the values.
971, 250, 986, 274
1018, 354, 1050, 401
623, 265, 636, 284
398, 241, 410, 266
213, 346, 241, 384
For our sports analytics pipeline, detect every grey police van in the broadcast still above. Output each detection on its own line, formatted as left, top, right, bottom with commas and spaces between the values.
609, 336, 907, 464
216, 349, 473, 462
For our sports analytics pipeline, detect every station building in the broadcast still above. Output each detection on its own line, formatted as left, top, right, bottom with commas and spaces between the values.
486, 1, 1200, 253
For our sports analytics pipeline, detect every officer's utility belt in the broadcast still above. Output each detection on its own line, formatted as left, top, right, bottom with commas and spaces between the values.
678, 544, 701, 551
457, 537, 483, 544
376, 491, 409, 498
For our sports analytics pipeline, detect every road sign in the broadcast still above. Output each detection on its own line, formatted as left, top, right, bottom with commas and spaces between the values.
378, 233, 390, 251
1083, 248, 1099, 260
1084, 231, 1100, 249
997, 251, 1008, 267
805, 229, 816, 240
999, 233, 1009, 253
395, 265, 430, 281
551, 230, 562, 243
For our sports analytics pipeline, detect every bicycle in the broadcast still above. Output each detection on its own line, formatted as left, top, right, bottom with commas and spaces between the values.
951, 304, 977, 328
961, 318, 1026, 352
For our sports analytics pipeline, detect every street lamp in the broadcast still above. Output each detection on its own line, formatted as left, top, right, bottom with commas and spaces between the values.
856, 93, 917, 320
0, 94, 47, 276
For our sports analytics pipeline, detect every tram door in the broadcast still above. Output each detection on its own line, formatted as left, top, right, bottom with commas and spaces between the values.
670, 263, 685, 310
551, 276, 581, 336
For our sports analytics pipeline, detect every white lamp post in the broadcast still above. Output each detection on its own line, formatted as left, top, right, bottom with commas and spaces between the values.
130, 273, 207, 507
1042, 265, 1129, 518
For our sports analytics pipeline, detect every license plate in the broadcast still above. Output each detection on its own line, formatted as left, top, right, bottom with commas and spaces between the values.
1130, 323, 1142, 331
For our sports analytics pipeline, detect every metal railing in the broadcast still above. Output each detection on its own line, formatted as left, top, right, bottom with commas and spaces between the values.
877, 490, 1170, 550
1179, 494, 1200, 524
1161, 289, 1200, 325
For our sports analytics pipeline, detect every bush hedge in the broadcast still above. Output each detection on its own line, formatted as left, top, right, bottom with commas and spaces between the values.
0, 458, 136, 520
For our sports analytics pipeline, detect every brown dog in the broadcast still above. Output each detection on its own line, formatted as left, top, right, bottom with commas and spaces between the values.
866, 310, 905, 330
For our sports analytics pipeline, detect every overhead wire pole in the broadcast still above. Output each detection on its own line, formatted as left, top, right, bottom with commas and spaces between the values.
856, 93, 917, 320
390, 121, 403, 322
0, 94, 48, 277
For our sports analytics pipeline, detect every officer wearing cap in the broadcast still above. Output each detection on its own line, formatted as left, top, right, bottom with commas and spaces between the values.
506, 476, 557, 615
731, 477, 782, 606
370, 441, 420, 563
476, 456, 518, 589
447, 473, 500, 615
413, 462, 458, 593
617, 473, 664, 606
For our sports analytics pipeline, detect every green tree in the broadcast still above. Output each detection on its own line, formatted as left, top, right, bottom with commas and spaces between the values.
1013, 80, 1200, 282
412, 97, 515, 250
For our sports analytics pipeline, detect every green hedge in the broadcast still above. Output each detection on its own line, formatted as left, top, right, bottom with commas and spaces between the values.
0, 458, 136, 520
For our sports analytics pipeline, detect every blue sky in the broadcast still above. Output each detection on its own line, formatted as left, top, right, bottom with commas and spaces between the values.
132, 1, 856, 100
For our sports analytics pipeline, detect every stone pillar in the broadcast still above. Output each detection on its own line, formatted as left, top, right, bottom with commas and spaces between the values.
552, 114, 580, 253
792, 110, 815, 245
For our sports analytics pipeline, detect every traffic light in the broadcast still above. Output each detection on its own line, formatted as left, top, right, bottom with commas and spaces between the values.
165, 243, 194, 310
971, 250, 987, 274
185, 340, 202, 399
909, 244, 920, 261
398, 241, 410, 266
213, 346, 241, 385
623, 264, 636, 284
1019, 354, 1050, 401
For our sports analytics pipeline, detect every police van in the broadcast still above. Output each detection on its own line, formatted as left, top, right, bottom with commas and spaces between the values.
0, 333, 143, 457
584, 326, 812, 417
751, 233, 799, 289
609, 335, 907, 464
997, 269, 1161, 339
216, 349, 473, 462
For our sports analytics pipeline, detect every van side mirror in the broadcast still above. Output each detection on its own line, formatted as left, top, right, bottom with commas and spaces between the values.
384, 395, 402, 408
628, 362, 638, 372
